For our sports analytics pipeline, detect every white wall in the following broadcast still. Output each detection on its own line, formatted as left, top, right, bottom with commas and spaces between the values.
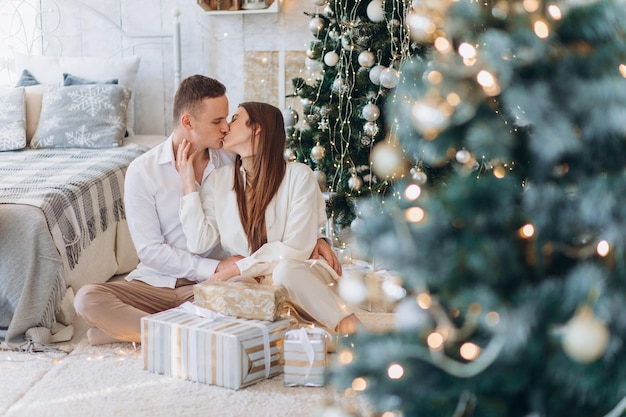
0, 0, 314, 135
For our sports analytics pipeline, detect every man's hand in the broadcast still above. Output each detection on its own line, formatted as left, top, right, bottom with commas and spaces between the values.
310, 238, 342, 276
215, 255, 245, 272
209, 263, 241, 281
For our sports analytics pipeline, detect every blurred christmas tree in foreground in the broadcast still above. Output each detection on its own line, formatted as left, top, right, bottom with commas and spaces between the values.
284, 0, 424, 230
331, 0, 626, 416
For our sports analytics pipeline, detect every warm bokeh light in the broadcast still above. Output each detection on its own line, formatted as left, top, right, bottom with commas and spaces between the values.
446, 92, 461, 106
338, 349, 354, 364
387, 363, 405, 379
493, 165, 506, 178
619, 64, 626, 78
417, 292, 432, 309
427, 332, 445, 350
405, 207, 425, 223
597, 240, 610, 257
352, 377, 368, 391
547, 4, 562, 19
523, 0, 540, 12
485, 311, 500, 326
427, 70, 443, 84
460, 342, 481, 360
476, 70, 495, 86
405, 184, 422, 200
458, 42, 476, 58
534, 20, 550, 39
434, 36, 452, 53
519, 223, 535, 238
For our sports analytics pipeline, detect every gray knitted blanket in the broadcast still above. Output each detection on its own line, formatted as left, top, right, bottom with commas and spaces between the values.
0, 144, 149, 271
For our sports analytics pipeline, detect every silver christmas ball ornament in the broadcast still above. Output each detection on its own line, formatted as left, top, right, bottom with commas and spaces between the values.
379, 67, 400, 88
358, 50, 376, 68
362, 102, 381, 122
366, 0, 385, 22
283, 148, 296, 161
308, 17, 326, 35
282, 107, 299, 127
410, 167, 428, 184
562, 306, 610, 364
313, 169, 327, 189
311, 144, 326, 161
369, 64, 385, 85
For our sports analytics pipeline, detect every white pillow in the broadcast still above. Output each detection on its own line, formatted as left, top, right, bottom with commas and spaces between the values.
0, 87, 26, 151
14, 53, 141, 135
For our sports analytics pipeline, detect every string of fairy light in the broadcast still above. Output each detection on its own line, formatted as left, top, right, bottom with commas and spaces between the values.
286, 0, 414, 224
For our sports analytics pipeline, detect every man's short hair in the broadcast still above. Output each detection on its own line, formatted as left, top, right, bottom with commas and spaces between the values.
173, 75, 226, 126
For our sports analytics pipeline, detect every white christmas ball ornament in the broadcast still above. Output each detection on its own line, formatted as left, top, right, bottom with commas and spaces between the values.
371, 141, 405, 178
324, 51, 340, 67
362, 102, 381, 122
282, 107, 299, 127
366, 0, 385, 22
338, 271, 368, 305
456, 149, 472, 164
358, 50, 376, 68
369, 65, 385, 85
379, 67, 400, 88
309, 17, 326, 35
562, 306, 610, 364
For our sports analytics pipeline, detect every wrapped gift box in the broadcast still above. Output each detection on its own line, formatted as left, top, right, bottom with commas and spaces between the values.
343, 260, 399, 313
283, 328, 327, 387
141, 305, 290, 390
194, 280, 287, 321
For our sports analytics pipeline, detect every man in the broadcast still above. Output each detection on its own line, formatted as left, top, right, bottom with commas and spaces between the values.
74, 75, 340, 345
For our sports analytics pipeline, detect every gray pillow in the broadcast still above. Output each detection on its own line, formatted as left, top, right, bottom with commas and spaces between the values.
63, 73, 118, 86
31, 84, 131, 149
14, 69, 40, 87
0, 87, 27, 151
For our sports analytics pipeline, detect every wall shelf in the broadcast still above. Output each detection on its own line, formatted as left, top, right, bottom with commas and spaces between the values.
199, 0, 279, 15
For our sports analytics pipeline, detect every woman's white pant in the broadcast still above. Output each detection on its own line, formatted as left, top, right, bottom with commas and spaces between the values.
267, 259, 351, 331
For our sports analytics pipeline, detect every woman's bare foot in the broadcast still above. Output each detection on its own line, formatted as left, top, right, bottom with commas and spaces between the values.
336, 314, 363, 335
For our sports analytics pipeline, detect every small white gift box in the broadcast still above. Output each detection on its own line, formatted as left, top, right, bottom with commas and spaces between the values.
141, 302, 289, 390
283, 327, 328, 387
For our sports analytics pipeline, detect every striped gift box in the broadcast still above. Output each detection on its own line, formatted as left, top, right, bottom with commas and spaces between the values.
141, 305, 290, 390
283, 328, 327, 387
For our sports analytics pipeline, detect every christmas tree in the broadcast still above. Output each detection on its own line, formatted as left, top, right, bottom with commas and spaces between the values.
330, 0, 626, 416
284, 0, 423, 230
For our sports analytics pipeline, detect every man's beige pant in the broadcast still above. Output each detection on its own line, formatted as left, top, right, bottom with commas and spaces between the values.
74, 278, 195, 343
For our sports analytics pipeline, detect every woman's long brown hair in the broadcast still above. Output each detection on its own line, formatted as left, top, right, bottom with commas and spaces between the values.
233, 102, 287, 253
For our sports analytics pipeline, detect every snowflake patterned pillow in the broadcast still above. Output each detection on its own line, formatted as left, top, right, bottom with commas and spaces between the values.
31, 84, 131, 149
0, 87, 27, 151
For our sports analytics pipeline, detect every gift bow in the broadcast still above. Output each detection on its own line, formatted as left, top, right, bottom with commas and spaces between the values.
178, 301, 272, 379
286, 327, 328, 378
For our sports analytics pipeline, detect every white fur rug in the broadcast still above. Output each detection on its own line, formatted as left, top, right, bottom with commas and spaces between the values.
0, 311, 394, 417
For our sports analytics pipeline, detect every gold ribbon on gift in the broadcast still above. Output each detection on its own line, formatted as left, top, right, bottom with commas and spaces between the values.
177, 302, 271, 378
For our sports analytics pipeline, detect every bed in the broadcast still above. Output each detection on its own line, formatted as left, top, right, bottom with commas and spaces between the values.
0, 0, 182, 349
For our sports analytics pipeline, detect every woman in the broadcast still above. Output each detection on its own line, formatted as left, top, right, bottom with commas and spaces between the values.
177, 102, 361, 335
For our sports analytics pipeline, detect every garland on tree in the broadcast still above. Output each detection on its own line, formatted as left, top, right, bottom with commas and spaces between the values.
285, 0, 425, 231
